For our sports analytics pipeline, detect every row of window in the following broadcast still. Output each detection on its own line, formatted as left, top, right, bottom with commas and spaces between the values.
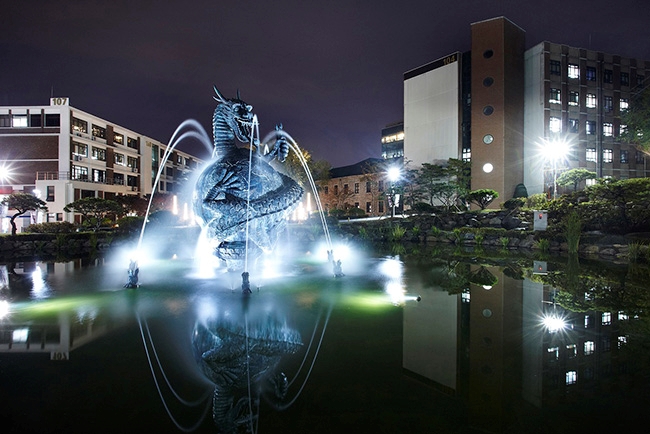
70, 165, 139, 186
0, 113, 60, 128
72, 142, 139, 168
72, 117, 138, 149
549, 89, 628, 112
323, 181, 384, 195
577, 148, 645, 164
550, 117, 629, 137
550, 60, 644, 87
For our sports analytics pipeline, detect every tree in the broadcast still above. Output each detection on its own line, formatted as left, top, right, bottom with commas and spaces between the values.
556, 168, 597, 192
1, 193, 47, 235
620, 84, 650, 156
413, 159, 470, 211
466, 189, 499, 210
64, 197, 122, 231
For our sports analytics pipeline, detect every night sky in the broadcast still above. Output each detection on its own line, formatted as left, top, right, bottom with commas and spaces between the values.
2, 0, 650, 167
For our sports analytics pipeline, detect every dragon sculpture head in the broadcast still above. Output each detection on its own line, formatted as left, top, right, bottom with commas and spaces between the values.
193, 88, 303, 271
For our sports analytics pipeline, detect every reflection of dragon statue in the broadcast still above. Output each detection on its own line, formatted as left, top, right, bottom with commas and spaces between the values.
193, 315, 302, 433
193, 87, 303, 271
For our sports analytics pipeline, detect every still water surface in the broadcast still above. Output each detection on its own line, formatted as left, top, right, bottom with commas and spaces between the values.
0, 247, 648, 433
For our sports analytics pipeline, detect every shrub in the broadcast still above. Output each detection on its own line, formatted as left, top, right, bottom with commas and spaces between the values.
565, 210, 582, 254
412, 202, 435, 213
525, 193, 549, 210
501, 198, 525, 211
25, 222, 76, 233
390, 225, 407, 241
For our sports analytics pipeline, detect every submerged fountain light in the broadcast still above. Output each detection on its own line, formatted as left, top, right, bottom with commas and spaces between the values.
0, 300, 9, 319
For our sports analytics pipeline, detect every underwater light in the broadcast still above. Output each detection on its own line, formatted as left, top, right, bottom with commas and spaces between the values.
0, 300, 9, 319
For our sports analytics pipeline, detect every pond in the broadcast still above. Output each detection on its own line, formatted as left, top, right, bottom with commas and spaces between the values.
0, 245, 649, 433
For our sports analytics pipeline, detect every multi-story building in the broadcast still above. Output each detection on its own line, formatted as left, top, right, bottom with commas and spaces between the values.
404, 16, 650, 207
320, 157, 391, 217
381, 122, 404, 162
0, 98, 201, 231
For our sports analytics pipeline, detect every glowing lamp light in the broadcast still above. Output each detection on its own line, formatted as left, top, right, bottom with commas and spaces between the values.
542, 314, 566, 333
483, 163, 494, 173
0, 164, 13, 183
388, 167, 401, 182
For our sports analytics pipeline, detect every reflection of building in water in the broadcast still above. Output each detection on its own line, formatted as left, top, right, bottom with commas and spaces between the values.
523, 278, 632, 410
0, 261, 114, 360
403, 261, 636, 432
467, 265, 523, 432
402, 285, 464, 394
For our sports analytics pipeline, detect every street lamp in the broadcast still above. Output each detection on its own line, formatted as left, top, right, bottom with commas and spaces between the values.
0, 164, 13, 184
541, 139, 569, 199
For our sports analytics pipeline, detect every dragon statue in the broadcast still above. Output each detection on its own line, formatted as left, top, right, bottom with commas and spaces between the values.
193, 87, 304, 272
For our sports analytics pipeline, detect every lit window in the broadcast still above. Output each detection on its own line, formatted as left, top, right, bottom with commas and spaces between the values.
568, 91, 579, 106
584, 315, 592, 328
568, 64, 580, 79
586, 120, 596, 135
11, 115, 28, 127
114, 153, 125, 165
72, 117, 88, 133
620, 124, 628, 136
603, 149, 613, 163
549, 88, 561, 104
586, 93, 597, 108
620, 150, 629, 163
547, 346, 559, 361
602, 312, 612, 325
569, 118, 579, 133
586, 178, 597, 186
550, 60, 561, 75
92, 124, 106, 139
113, 133, 124, 145
91, 147, 106, 161
12, 328, 29, 343
549, 117, 561, 133
586, 67, 597, 81
620, 98, 629, 111
618, 335, 627, 348
586, 148, 597, 162
462, 147, 471, 161
584, 341, 595, 356
603, 123, 613, 137
618, 312, 629, 321
354, 183, 359, 194
566, 371, 577, 385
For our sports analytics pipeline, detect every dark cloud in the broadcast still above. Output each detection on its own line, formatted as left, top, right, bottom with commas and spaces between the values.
2, 0, 649, 166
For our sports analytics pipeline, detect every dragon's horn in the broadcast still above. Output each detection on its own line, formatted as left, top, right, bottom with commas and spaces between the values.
213, 86, 226, 102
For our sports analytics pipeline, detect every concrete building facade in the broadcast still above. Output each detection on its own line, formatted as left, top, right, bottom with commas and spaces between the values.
403, 16, 650, 207
0, 98, 201, 231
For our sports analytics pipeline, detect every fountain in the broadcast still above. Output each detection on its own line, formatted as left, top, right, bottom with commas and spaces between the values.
126, 87, 344, 432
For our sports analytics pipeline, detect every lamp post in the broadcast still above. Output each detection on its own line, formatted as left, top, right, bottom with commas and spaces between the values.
387, 167, 401, 218
542, 140, 568, 199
